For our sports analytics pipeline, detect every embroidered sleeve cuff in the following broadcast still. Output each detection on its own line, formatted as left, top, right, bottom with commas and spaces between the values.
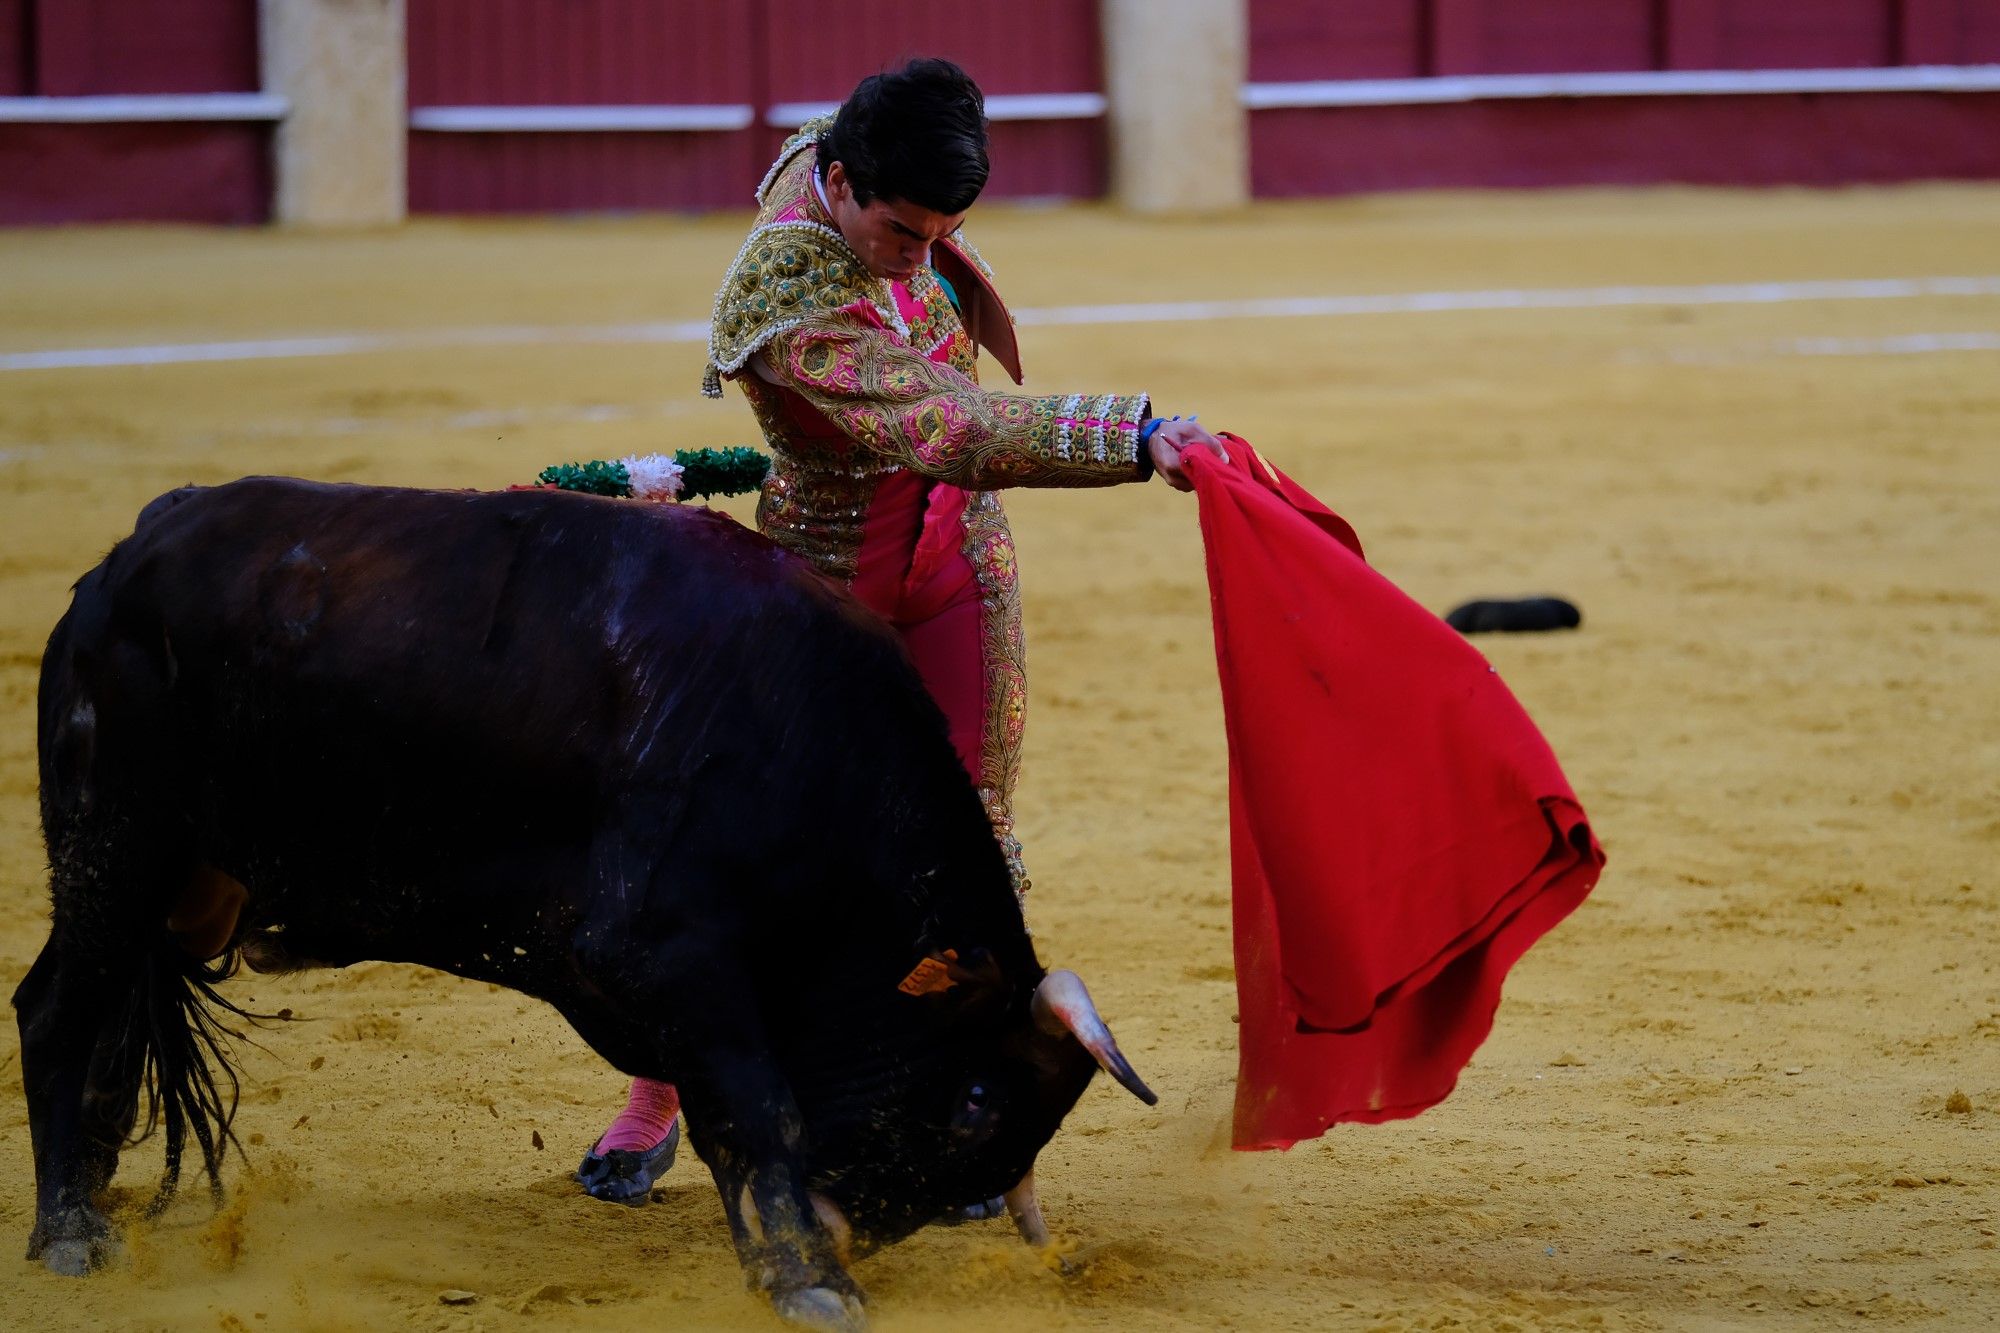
1048, 392, 1150, 479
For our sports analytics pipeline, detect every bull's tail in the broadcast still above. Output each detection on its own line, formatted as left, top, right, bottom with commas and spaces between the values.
27, 539, 256, 1244
112, 941, 256, 1214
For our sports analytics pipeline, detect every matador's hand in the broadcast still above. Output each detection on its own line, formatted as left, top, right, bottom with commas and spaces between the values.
1148, 418, 1230, 492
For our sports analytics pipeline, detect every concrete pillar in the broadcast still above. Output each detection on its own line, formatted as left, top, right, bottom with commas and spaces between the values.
261, 0, 407, 226
1100, 0, 1249, 214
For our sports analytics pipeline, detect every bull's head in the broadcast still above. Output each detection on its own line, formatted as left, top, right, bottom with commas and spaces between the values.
794, 966, 1154, 1257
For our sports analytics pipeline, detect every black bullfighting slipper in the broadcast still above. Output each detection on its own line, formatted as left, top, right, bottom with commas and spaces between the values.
937, 1196, 1007, 1225
575, 1119, 681, 1206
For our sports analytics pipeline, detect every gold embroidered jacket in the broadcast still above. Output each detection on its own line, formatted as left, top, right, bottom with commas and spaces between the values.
703, 118, 1152, 582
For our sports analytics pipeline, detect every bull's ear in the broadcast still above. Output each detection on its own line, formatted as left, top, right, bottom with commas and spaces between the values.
943, 947, 1003, 991
943, 947, 1013, 1018
896, 947, 1010, 1013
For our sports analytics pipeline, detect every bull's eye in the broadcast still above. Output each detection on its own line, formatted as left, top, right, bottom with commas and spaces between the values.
950, 1078, 999, 1145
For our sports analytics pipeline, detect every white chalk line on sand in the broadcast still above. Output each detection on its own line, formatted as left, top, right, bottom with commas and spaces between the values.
283, 397, 710, 439
1655, 330, 2000, 362
4, 275, 2000, 373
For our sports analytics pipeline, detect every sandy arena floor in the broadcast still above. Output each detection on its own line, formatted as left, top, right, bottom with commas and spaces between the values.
1, 185, 1996, 1331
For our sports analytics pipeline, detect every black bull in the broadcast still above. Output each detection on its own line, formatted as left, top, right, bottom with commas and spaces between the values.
16, 478, 1156, 1327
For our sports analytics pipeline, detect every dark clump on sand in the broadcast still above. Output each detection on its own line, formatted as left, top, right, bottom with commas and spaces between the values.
1444, 597, 1583, 634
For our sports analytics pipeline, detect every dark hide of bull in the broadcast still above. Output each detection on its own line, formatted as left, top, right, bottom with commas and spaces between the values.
16, 478, 1112, 1323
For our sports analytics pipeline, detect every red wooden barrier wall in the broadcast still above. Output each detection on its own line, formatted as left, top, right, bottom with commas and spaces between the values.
1243, 0, 1995, 81
0, 0, 29, 97
1252, 92, 2000, 194
757, 0, 1106, 202
0, 0, 268, 224
407, 0, 760, 213
405, 0, 1106, 214
1710, 0, 1892, 69
1249, 0, 2000, 196
31, 0, 259, 94
1249, 4, 1426, 80
9, 1, 2000, 224
1439, 0, 1661, 74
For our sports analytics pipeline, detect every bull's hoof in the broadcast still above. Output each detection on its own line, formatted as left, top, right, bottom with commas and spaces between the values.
771, 1286, 869, 1332
40, 1237, 110, 1276
575, 1119, 679, 1205
26, 1207, 115, 1275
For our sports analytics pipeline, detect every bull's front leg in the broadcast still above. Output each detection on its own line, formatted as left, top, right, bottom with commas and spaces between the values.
681, 1055, 865, 1332
566, 850, 863, 1329
612, 957, 862, 1331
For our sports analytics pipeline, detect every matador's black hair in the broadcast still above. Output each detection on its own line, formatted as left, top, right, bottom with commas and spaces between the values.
817, 58, 990, 215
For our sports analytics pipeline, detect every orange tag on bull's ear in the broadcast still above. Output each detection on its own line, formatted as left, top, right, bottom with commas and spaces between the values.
898, 949, 960, 996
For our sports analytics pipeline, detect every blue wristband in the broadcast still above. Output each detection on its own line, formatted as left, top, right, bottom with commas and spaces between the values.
1139, 414, 1187, 445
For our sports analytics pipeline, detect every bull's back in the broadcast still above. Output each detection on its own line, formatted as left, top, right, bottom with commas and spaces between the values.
49, 479, 887, 864
116, 478, 796, 722
112, 476, 830, 715
46, 477, 1024, 990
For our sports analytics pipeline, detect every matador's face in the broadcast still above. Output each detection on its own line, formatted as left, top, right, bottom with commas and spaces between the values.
824, 160, 967, 285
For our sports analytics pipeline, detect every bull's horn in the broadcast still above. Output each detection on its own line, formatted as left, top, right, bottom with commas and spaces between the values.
1031, 970, 1159, 1105
1005, 1169, 1077, 1275
1004, 1169, 1053, 1249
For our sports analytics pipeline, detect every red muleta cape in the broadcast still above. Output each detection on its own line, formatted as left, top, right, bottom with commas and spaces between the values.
1187, 440, 1604, 1150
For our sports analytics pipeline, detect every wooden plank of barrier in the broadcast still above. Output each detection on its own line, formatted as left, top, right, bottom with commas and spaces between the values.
1662, 0, 1723, 70
0, 0, 26, 96
1899, 0, 1963, 64
28, 0, 258, 96
1247, 0, 1427, 81
31, 0, 98, 96
1429, 0, 1485, 76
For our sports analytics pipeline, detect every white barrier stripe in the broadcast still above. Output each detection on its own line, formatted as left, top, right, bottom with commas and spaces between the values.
1243, 64, 2000, 109
763, 101, 838, 126
765, 91, 1106, 128
0, 93, 288, 123
5, 277, 1998, 373
7, 67, 1994, 126
410, 104, 756, 133
986, 92, 1108, 120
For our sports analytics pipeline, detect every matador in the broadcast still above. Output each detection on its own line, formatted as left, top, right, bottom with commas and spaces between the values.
576, 58, 1226, 1205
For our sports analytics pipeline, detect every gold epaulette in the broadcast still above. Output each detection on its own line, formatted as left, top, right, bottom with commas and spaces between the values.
754, 113, 836, 205
701, 215, 903, 398
703, 121, 903, 398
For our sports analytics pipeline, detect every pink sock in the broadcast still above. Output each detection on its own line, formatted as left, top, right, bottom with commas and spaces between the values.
598, 1078, 681, 1152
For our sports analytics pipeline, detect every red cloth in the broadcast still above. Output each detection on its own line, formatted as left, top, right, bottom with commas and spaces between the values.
1187, 439, 1603, 1150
